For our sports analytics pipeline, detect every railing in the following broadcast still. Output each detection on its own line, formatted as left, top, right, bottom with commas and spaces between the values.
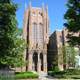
0, 70, 15, 80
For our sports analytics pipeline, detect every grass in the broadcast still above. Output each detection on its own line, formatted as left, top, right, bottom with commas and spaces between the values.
15, 71, 39, 79
48, 69, 80, 79
0, 71, 38, 80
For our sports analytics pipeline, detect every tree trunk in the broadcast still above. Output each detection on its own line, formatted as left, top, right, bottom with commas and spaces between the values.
77, 32, 80, 68
79, 46, 80, 56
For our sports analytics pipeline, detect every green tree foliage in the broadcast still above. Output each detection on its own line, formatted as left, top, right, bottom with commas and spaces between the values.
62, 46, 76, 69
66, 46, 76, 68
0, 0, 25, 68
11, 29, 26, 67
64, 0, 80, 46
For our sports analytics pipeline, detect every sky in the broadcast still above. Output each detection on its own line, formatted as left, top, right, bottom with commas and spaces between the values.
14, 0, 67, 34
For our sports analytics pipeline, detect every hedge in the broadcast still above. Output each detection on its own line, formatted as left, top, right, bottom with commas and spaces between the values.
15, 71, 39, 79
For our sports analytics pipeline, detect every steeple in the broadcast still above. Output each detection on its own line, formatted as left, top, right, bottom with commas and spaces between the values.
29, 1, 31, 9
46, 4, 48, 12
42, 2, 45, 11
24, 0, 27, 10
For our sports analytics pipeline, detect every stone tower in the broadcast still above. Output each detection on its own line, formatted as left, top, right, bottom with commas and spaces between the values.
23, 3, 49, 73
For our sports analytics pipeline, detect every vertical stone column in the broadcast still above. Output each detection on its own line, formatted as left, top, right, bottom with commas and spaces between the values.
43, 52, 47, 73
37, 52, 41, 73
28, 51, 33, 71
46, 5, 49, 44
22, 49, 27, 72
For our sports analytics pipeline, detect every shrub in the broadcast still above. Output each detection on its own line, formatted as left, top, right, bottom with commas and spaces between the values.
15, 71, 39, 79
65, 69, 80, 75
48, 69, 80, 79
52, 66, 59, 72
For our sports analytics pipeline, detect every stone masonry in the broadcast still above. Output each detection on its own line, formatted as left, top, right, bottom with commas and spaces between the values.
23, 3, 49, 73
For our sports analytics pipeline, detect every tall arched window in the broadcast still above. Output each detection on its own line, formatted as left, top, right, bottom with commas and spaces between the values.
32, 23, 37, 43
38, 23, 43, 44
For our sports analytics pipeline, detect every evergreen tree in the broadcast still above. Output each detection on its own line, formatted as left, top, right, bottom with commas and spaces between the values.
64, 0, 80, 55
0, 0, 25, 68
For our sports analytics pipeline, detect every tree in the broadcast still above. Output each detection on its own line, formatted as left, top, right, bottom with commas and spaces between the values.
65, 46, 76, 68
62, 46, 76, 69
64, 0, 80, 55
11, 29, 26, 68
0, 0, 25, 69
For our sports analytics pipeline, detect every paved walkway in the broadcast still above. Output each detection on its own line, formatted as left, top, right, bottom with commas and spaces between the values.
39, 71, 58, 80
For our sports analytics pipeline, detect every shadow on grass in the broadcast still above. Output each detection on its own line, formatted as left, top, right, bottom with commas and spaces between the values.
48, 69, 80, 79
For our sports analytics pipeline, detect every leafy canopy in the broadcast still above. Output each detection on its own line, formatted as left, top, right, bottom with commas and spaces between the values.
0, 0, 25, 68
64, 0, 80, 46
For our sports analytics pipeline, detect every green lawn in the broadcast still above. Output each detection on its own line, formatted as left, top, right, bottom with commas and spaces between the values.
48, 69, 80, 79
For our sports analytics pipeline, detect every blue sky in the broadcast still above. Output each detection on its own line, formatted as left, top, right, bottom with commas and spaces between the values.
14, 0, 67, 33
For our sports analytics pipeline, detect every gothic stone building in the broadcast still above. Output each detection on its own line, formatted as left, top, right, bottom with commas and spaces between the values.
47, 28, 69, 71
48, 28, 71, 71
48, 29, 64, 71
47, 28, 79, 71
23, 4, 49, 73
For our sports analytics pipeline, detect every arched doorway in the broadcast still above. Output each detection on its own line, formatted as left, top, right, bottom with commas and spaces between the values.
40, 53, 43, 71
33, 52, 38, 71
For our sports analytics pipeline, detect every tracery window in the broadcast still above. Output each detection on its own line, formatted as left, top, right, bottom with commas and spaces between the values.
38, 23, 43, 44
32, 23, 37, 43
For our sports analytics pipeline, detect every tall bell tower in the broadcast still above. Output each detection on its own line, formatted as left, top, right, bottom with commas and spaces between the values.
23, 3, 49, 73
